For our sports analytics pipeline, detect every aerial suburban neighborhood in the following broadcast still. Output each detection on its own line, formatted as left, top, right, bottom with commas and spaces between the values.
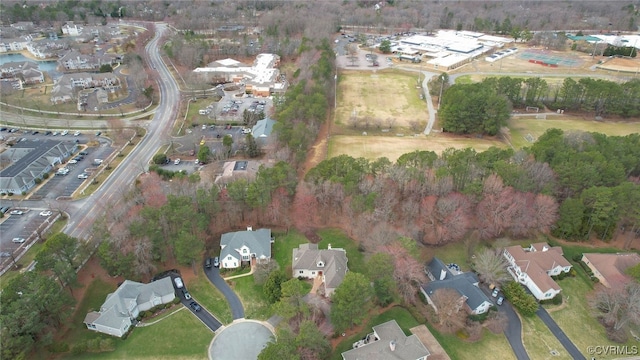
0, 1, 639, 360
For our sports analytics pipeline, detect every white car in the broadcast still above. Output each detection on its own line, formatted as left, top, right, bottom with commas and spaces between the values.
93, 159, 103, 165
202, 124, 207, 130
78, 173, 89, 179
68, 159, 78, 164
242, 128, 252, 134
73, 131, 81, 136
9, 210, 24, 215
39, 210, 52, 217
12, 238, 26, 243
52, 131, 58, 136
174, 158, 181, 165
61, 130, 69, 136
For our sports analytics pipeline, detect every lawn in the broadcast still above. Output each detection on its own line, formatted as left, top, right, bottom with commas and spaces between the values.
335, 69, 428, 131
272, 230, 310, 272
327, 134, 506, 162
429, 325, 516, 360
229, 275, 272, 320
67, 309, 212, 360
331, 306, 421, 360
520, 315, 572, 360
508, 117, 640, 149
316, 229, 365, 274
186, 269, 233, 324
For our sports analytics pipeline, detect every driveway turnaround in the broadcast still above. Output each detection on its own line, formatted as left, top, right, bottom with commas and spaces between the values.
204, 266, 245, 319
209, 321, 273, 360
536, 306, 586, 360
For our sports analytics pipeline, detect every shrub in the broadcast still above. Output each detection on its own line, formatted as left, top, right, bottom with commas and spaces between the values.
468, 310, 491, 322
47, 342, 69, 353
43, 173, 49, 179
503, 281, 539, 317
0, 192, 5, 196
456, 329, 469, 339
35, 178, 42, 184
172, 297, 180, 304
71, 342, 88, 355
540, 293, 562, 305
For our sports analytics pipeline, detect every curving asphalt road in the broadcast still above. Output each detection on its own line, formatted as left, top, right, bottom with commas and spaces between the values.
204, 265, 245, 320
501, 299, 530, 360
169, 273, 222, 332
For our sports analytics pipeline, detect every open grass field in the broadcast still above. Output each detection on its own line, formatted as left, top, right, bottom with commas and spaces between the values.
335, 69, 428, 131
508, 117, 640, 149
328, 134, 506, 162
430, 324, 515, 360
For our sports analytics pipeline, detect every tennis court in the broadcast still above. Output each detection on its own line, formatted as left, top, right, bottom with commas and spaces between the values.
518, 50, 582, 67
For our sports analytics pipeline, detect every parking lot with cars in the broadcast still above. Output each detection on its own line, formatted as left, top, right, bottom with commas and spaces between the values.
0, 208, 56, 265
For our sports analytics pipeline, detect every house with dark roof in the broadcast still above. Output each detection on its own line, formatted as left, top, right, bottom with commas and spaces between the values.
292, 243, 348, 297
420, 257, 493, 315
0, 60, 44, 89
582, 253, 640, 288
83, 277, 175, 337
341, 320, 430, 360
220, 227, 273, 269
0, 140, 77, 194
503, 243, 572, 301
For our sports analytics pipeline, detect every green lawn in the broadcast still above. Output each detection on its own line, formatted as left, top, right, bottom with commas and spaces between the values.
331, 306, 421, 360
430, 325, 516, 360
229, 275, 272, 320
431, 242, 472, 271
272, 230, 309, 271
187, 269, 233, 324
67, 310, 212, 360
316, 229, 365, 274
521, 315, 572, 360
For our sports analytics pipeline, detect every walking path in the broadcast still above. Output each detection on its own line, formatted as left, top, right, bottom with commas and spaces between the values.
136, 306, 185, 327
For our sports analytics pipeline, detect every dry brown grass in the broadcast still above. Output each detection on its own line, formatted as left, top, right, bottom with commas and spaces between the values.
336, 69, 428, 131
328, 134, 506, 162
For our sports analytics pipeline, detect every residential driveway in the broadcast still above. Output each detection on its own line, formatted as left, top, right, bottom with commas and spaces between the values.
209, 321, 273, 360
479, 285, 529, 360
169, 273, 222, 332
204, 266, 245, 319
536, 306, 586, 360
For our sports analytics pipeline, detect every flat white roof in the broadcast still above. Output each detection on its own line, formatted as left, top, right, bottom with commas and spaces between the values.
427, 53, 473, 67
217, 58, 242, 66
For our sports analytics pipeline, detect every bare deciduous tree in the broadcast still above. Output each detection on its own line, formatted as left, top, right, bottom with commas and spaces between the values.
472, 247, 510, 286
592, 283, 640, 334
430, 288, 467, 333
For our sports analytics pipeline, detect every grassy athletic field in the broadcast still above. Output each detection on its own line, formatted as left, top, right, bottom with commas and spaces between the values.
508, 116, 640, 149
336, 69, 427, 131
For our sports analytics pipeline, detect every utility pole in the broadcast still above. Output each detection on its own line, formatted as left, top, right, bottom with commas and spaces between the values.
438, 75, 445, 110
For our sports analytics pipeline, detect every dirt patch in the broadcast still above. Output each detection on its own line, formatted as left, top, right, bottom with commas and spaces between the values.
303, 229, 322, 244
73, 256, 122, 303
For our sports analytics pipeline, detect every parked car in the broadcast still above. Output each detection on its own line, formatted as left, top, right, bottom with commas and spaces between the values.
174, 158, 181, 165
73, 131, 81, 136
189, 301, 201, 312
39, 210, 52, 217
182, 289, 192, 300
205, 257, 212, 268
497, 296, 504, 306
0, 252, 10, 257
0, 206, 9, 214
174, 277, 184, 289
213, 257, 219, 268
93, 159, 103, 165
78, 173, 89, 179
242, 128, 252, 134
45, 131, 52, 135
61, 130, 68, 136
95, 131, 101, 136
79, 151, 88, 155
12, 237, 26, 243
9, 210, 24, 215
68, 159, 78, 164
491, 288, 500, 298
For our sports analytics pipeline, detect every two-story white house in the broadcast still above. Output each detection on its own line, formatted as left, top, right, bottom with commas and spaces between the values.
503, 243, 572, 301
220, 227, 273, 269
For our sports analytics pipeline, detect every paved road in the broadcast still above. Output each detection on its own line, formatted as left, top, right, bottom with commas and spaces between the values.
501, 299, 530, 360
536, 306, 586, 360
204, 266, 245, 320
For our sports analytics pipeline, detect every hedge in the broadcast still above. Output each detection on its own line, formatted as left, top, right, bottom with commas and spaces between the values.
502, 281, 539, 317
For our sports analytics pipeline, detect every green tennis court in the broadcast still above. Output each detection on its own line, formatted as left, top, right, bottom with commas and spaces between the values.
518, 50, 582, 66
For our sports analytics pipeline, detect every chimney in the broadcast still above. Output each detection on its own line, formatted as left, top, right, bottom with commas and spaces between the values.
440, 269, 447, 281
389, 340, 396, 352
328, 244, 332, 250
542, 245, 548, 252
247, 226, 253, 231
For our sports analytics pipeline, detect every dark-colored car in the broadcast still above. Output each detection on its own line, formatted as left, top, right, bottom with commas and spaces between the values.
79, 151, 89, 156
45, 131, 52, 135
205, 258, 212, 268
32, 131, 39, 135
189, 301, 201, 312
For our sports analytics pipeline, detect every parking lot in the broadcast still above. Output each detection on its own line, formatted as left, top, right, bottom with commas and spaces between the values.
0, 209, 56, 266
173, 125, 245, 160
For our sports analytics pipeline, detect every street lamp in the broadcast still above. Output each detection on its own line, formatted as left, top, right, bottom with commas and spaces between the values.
438, 75, 445, 110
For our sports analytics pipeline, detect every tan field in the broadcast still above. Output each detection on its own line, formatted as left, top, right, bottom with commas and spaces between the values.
336, 69, 428, 131
328, 134, 506, 162
508, 116, 640, 148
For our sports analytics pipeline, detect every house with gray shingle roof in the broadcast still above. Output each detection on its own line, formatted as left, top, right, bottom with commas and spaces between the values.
220, 227, 273, 269
341, 320, 430, 360
292, 243, 348, 297
420, 257, 493, 315
0, 140, 77, 194
83, 277, 175, 337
